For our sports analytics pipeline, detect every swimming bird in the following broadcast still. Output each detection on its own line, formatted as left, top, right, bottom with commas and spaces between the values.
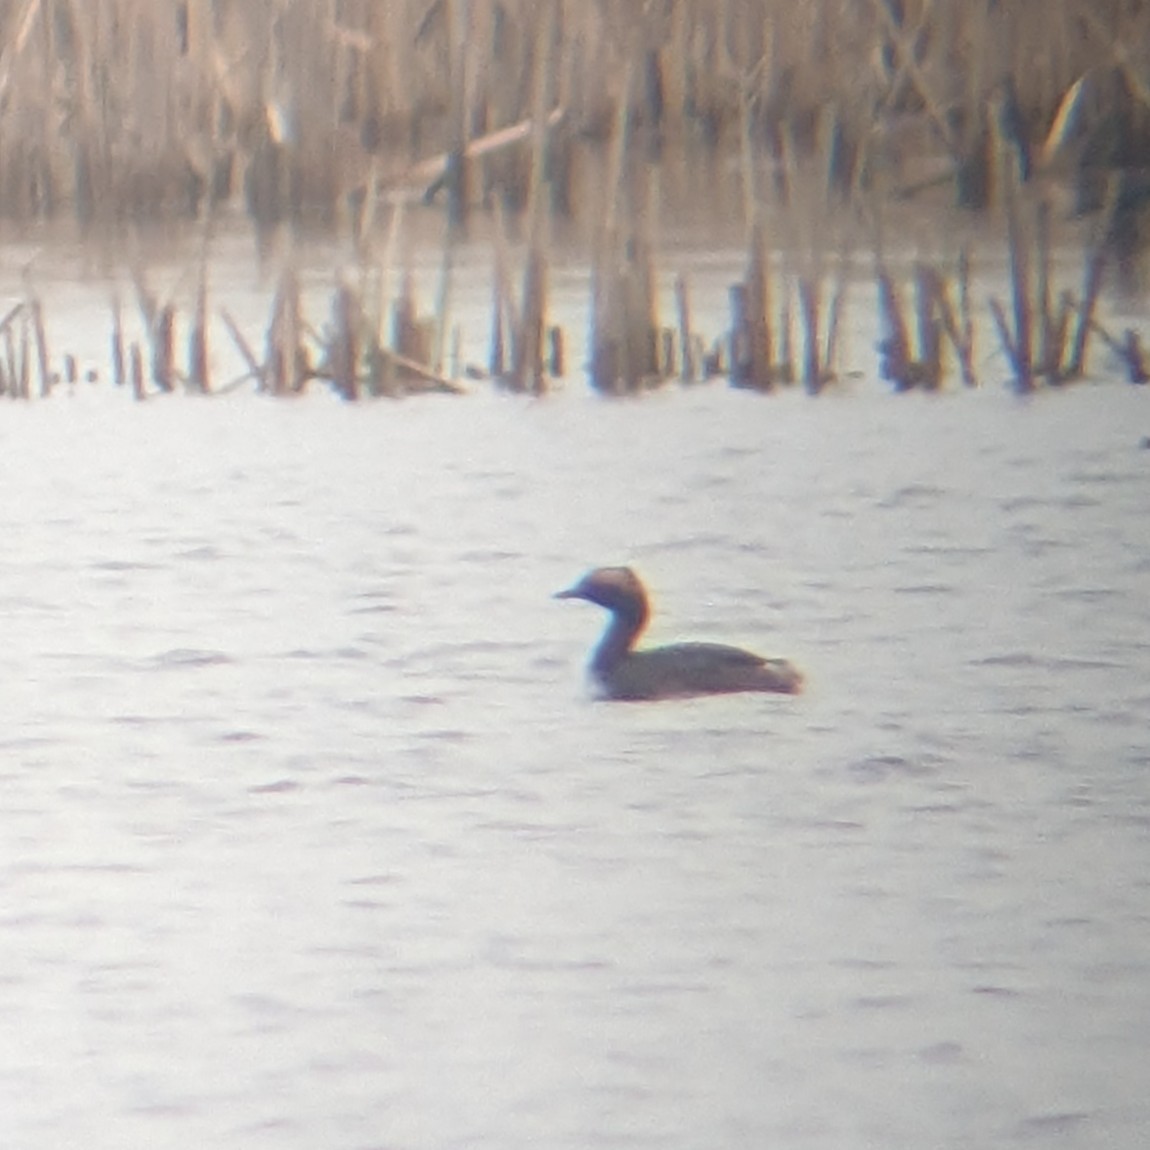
555, 566, 803, 700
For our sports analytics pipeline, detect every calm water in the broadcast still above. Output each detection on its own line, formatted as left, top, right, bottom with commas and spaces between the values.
2, 246, 1150, 1149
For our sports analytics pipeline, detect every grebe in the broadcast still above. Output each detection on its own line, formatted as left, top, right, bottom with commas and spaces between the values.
556, 566, 803, 700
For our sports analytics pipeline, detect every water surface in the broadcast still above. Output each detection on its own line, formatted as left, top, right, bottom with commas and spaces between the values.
1, 251, 1149, 1149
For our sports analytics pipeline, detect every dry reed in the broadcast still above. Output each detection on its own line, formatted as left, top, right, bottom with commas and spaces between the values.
0, 1, 1139, 234
7, 0, 1150, 405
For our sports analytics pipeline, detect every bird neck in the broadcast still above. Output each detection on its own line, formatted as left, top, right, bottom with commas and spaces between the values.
591, 602, 647, 672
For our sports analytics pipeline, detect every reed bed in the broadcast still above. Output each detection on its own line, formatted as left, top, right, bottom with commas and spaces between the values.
0, 1, 1146, 229
3, 216, 1141, 405
2, 1, 1150, 400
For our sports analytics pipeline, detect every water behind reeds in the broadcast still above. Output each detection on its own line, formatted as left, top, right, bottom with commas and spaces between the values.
2, 232, 1150, 1148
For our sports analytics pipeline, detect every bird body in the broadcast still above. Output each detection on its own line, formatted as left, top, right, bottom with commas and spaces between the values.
556, 567, 803, 701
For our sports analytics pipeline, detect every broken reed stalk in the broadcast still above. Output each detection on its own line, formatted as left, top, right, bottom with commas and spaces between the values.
548, 325, 564, 377
625, 163, 663, 389
798, 276, 821, 392
511, 0, 558, 394
111, 292, 125, 385
0, 294, 28, 397
912, 265, 942, 390
589, 53, 634, 395
130, 342, 144, 401
5, 319, 17, 397
219, 308, 263, 389
1004, 183, 1034, 391
1029, 199, 1076, 381
23, 274, 50, 397
674, 274, 695, 382
988, 296, 1017, 385
796, 252, 848, 393
128, 262, 176, 393
784, 121, 843, 394
432, 221, 457, 378
130, 262, 158, 338
0, 301, 23, 336
876, 263, 912, 389
328, 279, 359, 401
580, 27, 674, 395
935, 250, 977, 387
726, 82, 809, 391
515, 242, 546, 391
933, 256, 984, 387
489, 199, 513, 378
372, 343, 467, 395
374, 200, 406, 350
265, 265, 305, 394
728, 282, 749, 386
734, 222, 775, 390
877, 258, 971, 390
449, 324, 462, 380
390, 272, 454, 392
822, 257, 848, 386
1086, 316, 1149, 383
187, 221, 212, 394
778, 296, 793, 382
731, 85, 775, 392
188, 276, 209, 393
987, 189, 1107, 388
152, 304, 175, 392
1066, 245, 1106, 379
18, 312, 29, 398
444, 0, 470, 234
431, 6, 470, 377
1035, 199, 1054, 374
1047, 290, 1075, 379
1, 309, 20, 397
339, 263, 467, 397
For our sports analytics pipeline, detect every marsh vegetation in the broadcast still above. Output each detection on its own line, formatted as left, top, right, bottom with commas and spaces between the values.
2, 1, 1150, 396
